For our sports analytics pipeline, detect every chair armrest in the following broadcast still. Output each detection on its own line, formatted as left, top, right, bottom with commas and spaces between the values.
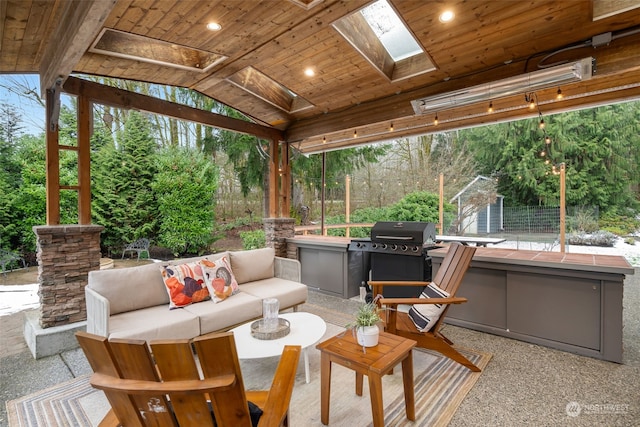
85, 286, 110, 337
379, 296, 468, 306
90, 372, 236, 394
368, 280, 430, 288
259, 345, 301, 427
274, 257, 301, 282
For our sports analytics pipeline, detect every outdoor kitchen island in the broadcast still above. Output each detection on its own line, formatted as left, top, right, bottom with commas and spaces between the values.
431, 246, 635, 363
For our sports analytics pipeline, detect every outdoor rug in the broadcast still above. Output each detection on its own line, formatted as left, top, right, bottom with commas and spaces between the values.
7, 305, 491, 427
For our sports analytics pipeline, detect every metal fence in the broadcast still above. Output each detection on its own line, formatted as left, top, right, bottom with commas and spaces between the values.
502, 206, 599, 234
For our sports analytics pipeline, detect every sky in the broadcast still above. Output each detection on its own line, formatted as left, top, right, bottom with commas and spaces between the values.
0, 74, 48, 136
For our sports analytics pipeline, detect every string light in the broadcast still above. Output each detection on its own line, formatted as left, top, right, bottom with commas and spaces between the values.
488, 102, 494, 113
389, 122, 394, 132
322, 136, 326, 144
545, 135, 551, 144
556, 88, 563, 99
353, 129, 358, 138
434, 114, 439, 125
539, 118, 545, 129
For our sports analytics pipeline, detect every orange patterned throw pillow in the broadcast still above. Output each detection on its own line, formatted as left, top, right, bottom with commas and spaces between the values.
160, 261, 211, 309
200, 256, 239, 303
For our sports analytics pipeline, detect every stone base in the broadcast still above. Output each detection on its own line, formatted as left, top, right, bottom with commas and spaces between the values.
23, 310, 85, 359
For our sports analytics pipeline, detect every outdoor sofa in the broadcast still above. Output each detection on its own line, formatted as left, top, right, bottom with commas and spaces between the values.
85, 247, 308, 340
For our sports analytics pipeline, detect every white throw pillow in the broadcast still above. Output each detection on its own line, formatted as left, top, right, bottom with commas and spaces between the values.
408, 282, 450, 332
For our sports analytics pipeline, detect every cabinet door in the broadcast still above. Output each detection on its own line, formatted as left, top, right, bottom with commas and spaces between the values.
299, 248, 345, 296
447, 267, 507, 329
507, 272, 601, 350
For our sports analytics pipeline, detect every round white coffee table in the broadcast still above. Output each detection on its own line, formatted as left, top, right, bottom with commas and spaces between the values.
230, 312, 326, 383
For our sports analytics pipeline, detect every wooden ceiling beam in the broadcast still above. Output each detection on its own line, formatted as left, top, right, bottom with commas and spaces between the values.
39, 0, 116, 96
0, 0, 6, 52
299, 72, 640, 154
285, 36, 640, 143
62, 76, 284, 142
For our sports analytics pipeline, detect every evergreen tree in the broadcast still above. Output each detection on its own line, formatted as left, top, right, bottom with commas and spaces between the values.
92, 111, 158, 253
152, 147, 218, 255
461, 101, 640, 210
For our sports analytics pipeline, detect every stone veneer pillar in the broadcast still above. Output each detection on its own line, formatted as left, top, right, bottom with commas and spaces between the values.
33, 225, 103, 328
263, 218, 295, 258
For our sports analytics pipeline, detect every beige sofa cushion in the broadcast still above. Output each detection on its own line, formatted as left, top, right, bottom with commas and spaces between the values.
88, 262, 169, 315
184, 292, 262, 335
230, 247, 275, 284
239, 278, 308, 311
108, 305, 200, 340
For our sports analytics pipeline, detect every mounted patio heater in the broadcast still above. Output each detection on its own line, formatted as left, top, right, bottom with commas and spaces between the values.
411, 57, 595, 114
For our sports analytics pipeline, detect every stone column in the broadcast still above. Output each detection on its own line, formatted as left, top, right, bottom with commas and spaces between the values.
263, 218, 295, 258
33, 225, 103, 328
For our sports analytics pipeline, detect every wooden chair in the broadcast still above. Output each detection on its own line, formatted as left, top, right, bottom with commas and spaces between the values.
76, 331, 301, 427
369, 243, 480, 372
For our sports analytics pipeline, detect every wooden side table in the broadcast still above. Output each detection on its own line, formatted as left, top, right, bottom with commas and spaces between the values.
316, 330, 417, 427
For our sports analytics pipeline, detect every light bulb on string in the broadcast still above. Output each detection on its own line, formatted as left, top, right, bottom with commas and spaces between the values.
488, 102, 494, 113
556, 88, 563, 100
434, 114, 439, 125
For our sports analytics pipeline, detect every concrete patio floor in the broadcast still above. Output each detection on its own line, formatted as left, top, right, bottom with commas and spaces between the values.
1, 268, 638, 426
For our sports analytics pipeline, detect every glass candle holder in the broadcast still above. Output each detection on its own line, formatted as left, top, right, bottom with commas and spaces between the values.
262, 298, 279, 331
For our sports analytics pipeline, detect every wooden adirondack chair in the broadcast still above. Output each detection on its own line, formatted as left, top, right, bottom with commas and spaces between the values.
76, 331, 301, 427
369, 242, 480, 372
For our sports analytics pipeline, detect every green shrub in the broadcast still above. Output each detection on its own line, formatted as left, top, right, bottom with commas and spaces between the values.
601, 226, 626, 236
567, 209, 599, 233
599, 210, 640, 235
624, 237, 636, 245
240, 230, 265, 250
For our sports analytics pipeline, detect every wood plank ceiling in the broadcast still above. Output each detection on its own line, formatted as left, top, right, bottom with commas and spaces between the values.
2, 0, 640, 154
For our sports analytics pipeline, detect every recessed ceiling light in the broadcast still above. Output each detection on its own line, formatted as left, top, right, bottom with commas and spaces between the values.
439, 10, 454, 23
304, 67, 315, 77
207, 22, 222, 31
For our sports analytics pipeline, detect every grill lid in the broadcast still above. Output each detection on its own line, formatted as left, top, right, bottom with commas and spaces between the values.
370, 221, 436, 244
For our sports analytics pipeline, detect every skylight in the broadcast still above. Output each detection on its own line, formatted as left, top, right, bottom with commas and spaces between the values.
360, 0, 423, 61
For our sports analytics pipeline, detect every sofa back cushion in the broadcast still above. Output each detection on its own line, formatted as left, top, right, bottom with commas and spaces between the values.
88, 252, 229, 315
229, 247, 275, 284
88, 262, 169, 315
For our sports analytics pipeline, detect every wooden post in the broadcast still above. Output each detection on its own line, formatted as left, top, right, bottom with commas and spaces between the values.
45, 87, 61, 225
321, 152, 326, 236
281, 142, 291, 218
345, 175, 351, 238
268, 139, 278, 218
77, 95, 92, 224
439, 173, 444, 235
560, 163, 566, 253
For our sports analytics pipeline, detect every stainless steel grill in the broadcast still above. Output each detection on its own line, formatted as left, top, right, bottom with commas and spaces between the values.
348, 222, 439, 299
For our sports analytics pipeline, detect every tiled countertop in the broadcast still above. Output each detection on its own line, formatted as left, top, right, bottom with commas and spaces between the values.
429, 246, 635, 275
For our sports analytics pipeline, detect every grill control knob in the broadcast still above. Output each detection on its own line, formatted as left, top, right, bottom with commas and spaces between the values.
372, 243, 378, 249
391, 244, 397, 251
382, 244, 387, 249
401, 245, 408, 251
411, 246, 419, 252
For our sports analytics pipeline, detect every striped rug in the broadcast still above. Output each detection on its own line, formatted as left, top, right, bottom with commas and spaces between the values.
7, 306, 491, 427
